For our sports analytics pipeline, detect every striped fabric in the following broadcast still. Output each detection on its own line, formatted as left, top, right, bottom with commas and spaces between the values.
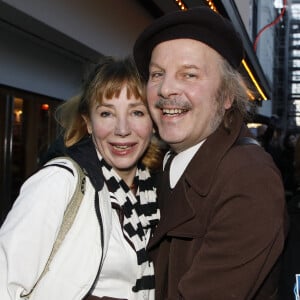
100, 156, 159, 299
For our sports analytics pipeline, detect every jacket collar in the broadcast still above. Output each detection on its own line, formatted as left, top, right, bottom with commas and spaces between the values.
185, 111, 244, 196
66, 136, 104, 191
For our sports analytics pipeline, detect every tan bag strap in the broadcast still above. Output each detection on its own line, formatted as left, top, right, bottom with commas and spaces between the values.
21, 157, 86, 299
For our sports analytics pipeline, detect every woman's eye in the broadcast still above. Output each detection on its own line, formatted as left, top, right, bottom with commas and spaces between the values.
132, 110, 145, 117
100, 111, 111, 117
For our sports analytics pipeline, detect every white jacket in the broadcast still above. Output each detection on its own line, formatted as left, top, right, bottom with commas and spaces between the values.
0, 158, 112, 300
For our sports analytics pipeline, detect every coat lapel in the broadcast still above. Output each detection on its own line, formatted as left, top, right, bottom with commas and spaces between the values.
148, 177, 195, 249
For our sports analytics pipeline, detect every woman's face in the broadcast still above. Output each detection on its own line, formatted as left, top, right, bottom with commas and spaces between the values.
84, 86, 153, 180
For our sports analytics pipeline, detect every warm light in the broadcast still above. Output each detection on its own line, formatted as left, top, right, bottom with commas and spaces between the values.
247, 89, 256, 101
247, 123, 264, 128
41, 103, 49, 111
174, 0, 187, 10
205, 0, 217, 12
242, 59, 268, 100
14, 109, 23, 123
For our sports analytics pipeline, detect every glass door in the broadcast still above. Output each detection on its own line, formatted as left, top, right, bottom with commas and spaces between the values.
0, 85, 62, 225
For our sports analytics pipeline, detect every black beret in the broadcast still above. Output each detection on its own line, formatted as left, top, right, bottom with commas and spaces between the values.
133, 6, 244, 80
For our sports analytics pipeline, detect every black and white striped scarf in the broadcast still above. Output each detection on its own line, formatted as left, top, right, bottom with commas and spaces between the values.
100, 156, 159, 299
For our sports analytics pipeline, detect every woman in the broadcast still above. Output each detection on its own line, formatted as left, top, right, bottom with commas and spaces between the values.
0, 56, 162, 300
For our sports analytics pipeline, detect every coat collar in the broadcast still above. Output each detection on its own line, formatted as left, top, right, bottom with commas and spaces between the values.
185, 112, 244, 196
148, 111, 245, 249
66, 136, 104, 191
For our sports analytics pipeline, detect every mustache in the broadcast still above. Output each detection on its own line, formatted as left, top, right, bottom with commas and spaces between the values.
155, 98, 192, 110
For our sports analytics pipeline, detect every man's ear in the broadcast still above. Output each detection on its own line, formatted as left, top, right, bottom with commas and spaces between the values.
224, 96, 234, 110
82, 115, 92, 134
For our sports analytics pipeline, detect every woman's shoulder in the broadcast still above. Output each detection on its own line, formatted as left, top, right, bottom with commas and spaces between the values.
19, 157, 79, 204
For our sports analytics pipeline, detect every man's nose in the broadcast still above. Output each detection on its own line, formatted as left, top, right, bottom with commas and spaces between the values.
158, 75, 180, 98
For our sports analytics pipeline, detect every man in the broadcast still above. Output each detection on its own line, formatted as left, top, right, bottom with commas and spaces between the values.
133, 6, 288, 300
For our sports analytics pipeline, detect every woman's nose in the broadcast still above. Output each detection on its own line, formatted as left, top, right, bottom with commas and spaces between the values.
114, 118, 131, 136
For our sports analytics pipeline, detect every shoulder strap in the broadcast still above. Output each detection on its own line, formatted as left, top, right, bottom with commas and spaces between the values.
21, 157, 86, 299
235, 136, 261, 147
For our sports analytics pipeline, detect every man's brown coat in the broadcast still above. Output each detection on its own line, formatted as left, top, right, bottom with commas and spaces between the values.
149, 112, 288, 300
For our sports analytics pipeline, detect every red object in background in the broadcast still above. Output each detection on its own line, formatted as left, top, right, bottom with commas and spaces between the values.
253, 0, 287, 51
41, 103, 49, 111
